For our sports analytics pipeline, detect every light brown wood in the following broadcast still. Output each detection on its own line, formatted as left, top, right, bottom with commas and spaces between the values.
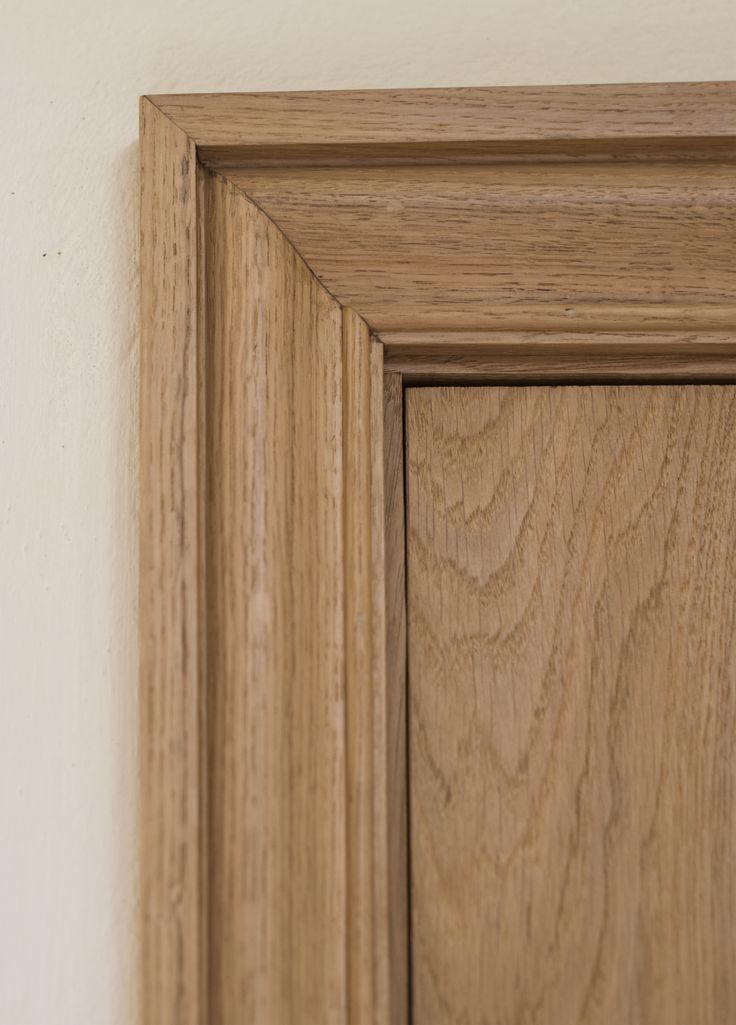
139, 98, 205, 1025
343, 308, 379, 1025
141, 84, 736, 1025
369, 343, 411, 1025
204, 170, 350, 1024
141, 98, 406, 1022
226, 163, 736, 334
381, 371, 410, 1025
377, 305, 736, 334
383, 331, 736, 380
150, 82, 736, 165
139, 90, 408, 1025
342, 327, 409, 1025
406, 384, 736, 1025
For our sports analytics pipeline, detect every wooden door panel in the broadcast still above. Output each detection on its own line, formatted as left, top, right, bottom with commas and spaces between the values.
406, 385, 736, 1025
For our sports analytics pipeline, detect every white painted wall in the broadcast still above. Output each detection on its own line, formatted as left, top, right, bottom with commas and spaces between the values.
1, 0, 734, 1020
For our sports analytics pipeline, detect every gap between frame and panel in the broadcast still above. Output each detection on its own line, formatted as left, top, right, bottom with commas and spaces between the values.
381, 371, 411, 1025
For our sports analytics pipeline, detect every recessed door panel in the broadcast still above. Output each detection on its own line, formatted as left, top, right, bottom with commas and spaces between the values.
406, 385, 736, 1024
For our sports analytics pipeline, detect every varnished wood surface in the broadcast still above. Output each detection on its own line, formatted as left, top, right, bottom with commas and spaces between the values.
204, 172, 349, 1023
342, 330, 409, 1025
150, 82, 736, 162
342, 310, 384, 1025
378, 306, 736, 334
141, 84, 736, 1024
382, 371, 410, 1024
140, 91, 408, 1025
227, 163, 736, 333
406, 385, 736, 1025
142, 151, 403, 1023
139, 98, 205, 1025
383, 331, 736, 380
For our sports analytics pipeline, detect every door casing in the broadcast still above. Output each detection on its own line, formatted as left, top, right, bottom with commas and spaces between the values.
139, 82, 736, 1025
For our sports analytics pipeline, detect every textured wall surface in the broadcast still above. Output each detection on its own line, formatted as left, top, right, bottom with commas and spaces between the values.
1, 0, 734, 1021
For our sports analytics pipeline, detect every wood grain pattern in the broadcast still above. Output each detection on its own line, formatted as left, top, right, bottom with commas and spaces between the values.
383, 331, 736, 380
140, 96, 405, 1025
376, 305, 736, 334
343, 308, 378, 1025
204, 170, 348, 1024
381, 371, 410, 1025
150, 82, 736, 165
227, 164, 736, 333
406, 384, 736, 1025
342, 326, 409, 1025
139, 97, 205, 1025
141, 84, 736, 1025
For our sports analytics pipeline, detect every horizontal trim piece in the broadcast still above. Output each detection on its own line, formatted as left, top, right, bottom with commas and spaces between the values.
226, 162, 736, 333
370, 305, 736, 335
381, 331, 736, 381
150, 83, 736, 155
199, 137, 736, 171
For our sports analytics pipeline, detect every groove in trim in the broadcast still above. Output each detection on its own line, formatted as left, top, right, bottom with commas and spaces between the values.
198, 137, 736, 170
370, 305, 736, 335
150, 82, 736, 153
380, 331, 736, 381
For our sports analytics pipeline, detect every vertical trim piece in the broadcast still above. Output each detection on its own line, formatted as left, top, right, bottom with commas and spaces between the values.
342, 309, 377, 1023
141, 132, 400, 1023
369, 340, 391, 1021
204, 173, 348, 1024
382, 371, 410, 1025
139, 99, 205, 1025
342, 322, 408, 1025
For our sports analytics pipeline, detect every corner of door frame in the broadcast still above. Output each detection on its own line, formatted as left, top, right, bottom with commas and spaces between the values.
139, 95, 397, 1025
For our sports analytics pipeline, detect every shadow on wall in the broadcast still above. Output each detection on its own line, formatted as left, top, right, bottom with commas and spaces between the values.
110, 136, 141, 1018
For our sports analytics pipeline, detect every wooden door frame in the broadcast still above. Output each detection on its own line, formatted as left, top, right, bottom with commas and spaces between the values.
139, 82, 736, 1025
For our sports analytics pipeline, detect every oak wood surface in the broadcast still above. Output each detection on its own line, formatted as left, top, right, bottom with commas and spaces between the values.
343, 310, 384, 1025
383, 331, 736, 380
204, 171, 350, 1024
141, 84, 736, 1025
150, 82, 736, 160
139, 98, 205, 1025
406, 384, 736, 1025
382, 371, 410, 1025
342, 329, 409, 1025
139, 92, 405, 1025
227, 163, 736, 334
